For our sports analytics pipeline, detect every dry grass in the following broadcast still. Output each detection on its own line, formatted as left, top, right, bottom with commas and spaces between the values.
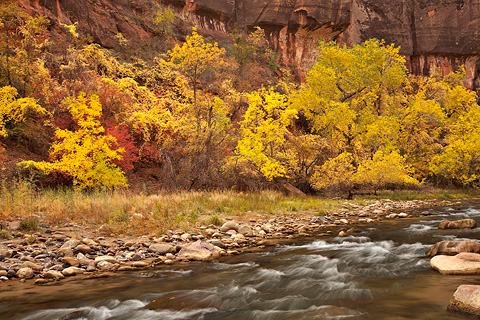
0, 180, 364, 235
2, 180, 475, 236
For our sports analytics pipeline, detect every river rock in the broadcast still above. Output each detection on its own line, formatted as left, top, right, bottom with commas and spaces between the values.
42, 270, 65, 280
431, 253, 480, 274
220, 221, 239, 232
149, 243, 176, 255
438, 219, 477, 229
177, 240, 221, 261
59, 310, 90, 320
77, 253, 95, 267
238, 225, 253, 237
82, 238, 97, 246
22, 261, 44, 272
58, 247, 74, 257
61, 257, 80, 267
208, 239, 225, 248
16, 267, 34, 279
448, 285, 480, 316
0, 270, 7, 277
132, 261, 149, 268
62, 267, 83, 277
61, 239, 81, 249
75, 244, 91, 254
95, 256, 117, 264
97, 261, 116, 271
426, 239, 480, 257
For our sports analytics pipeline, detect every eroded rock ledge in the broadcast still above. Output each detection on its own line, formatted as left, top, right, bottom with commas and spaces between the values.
17, 0, 480, 86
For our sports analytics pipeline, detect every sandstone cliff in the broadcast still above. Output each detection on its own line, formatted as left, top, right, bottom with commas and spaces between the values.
16, 0, 480, 87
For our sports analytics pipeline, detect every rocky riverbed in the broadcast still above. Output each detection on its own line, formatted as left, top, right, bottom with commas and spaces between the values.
0, 199, 457, 285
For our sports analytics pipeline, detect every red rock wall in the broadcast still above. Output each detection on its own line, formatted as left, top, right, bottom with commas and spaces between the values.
16, 0, 480, 87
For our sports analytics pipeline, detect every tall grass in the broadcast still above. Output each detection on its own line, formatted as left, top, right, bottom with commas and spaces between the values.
0, 180, 364, 235
1, 180, 476, 236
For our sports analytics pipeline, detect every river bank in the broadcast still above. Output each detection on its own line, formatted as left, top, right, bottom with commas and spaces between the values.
0, 198, 462, 286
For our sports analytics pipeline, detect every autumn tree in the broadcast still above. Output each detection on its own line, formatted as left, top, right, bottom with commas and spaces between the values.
430, 104, 480, 187
168, 27, 226, 106
293, 39, 418, 195
20, 93, 127, 189
0, 2, 49, 95
234, 88, 297, 181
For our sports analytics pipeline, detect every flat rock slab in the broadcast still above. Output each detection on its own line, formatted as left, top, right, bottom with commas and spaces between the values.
448, 285, 480, 316
431, 253, 480, 274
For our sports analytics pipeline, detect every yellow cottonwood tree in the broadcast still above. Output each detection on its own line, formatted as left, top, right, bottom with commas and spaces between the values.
235, 88, 297, 180
355, 148, 419, 193
0, 85, 48, 137
168, 27, 226, 106
430, 105, 480, 187
21, 93, 127, 189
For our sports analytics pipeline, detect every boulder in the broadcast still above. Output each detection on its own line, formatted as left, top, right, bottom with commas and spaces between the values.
431, 253, 480, 274
220, 221, 239, 232
177, 240, 221, 261
448, 285, 480, 316
426, 239, 480, 257
439, 219, 477, 229
149, 243, 176, 255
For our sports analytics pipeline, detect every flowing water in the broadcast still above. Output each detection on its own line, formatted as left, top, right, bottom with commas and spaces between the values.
3, 202, 480, 320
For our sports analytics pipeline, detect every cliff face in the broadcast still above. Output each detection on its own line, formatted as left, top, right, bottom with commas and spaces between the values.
17, 0, 480, 87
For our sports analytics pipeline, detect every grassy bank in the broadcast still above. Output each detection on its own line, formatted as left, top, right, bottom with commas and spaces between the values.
0, 181, 478, 236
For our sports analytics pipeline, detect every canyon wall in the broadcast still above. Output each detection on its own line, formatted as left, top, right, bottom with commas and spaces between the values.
17, 0, 480, 87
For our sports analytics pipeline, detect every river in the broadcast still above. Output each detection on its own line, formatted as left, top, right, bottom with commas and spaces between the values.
2, 201, 480, 319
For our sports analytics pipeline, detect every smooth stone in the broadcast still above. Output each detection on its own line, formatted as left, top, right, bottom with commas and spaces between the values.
22, 261, 43, 272
0, 270, 7, 277
220, 221, 239, 232
208, 239, 225, 248
58, 247, 74, 257
149, 243, 176, 255
17, 267, 34, 279
77, 253, 95, 267
448, 285, 480, 316
431, 253, 480, 274
177, 240, 221, 261
97, 261, 116, 271
62, 267, 83, 276
75, 244, 91, 254
61, 257, 80, 267
82, 238, 97, 246
42, 270, 65, 280
94, 256, 117, 264
61, 239, 81, 249
132, 261, 149, 268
